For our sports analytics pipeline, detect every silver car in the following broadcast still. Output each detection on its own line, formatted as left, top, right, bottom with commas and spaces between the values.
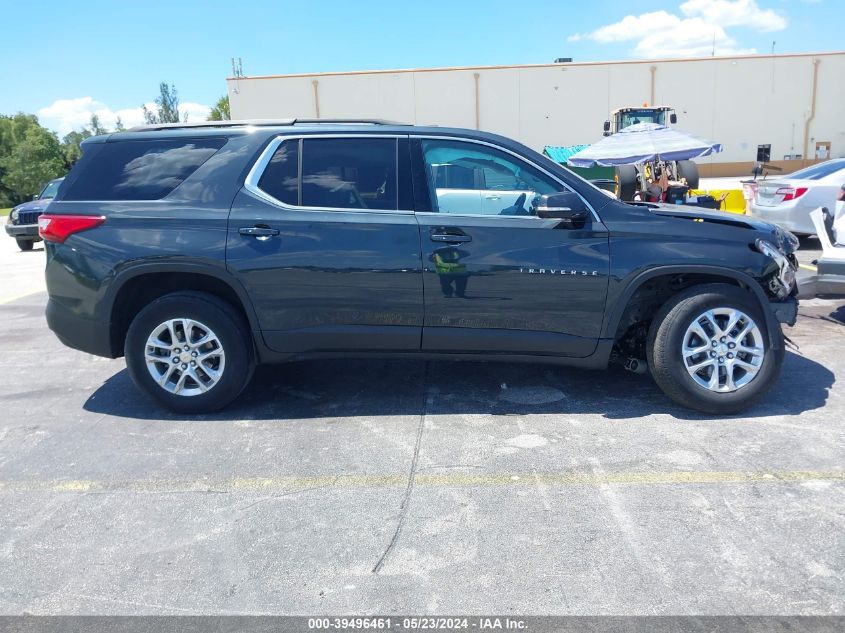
749, 158, 845, 235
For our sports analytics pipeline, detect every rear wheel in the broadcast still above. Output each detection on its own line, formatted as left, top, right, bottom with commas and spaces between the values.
16, 239, 34, 251
676, 160, 699, 189
615, 165, 638, 201
647, 284, 784, 414
125, 292, 255, 413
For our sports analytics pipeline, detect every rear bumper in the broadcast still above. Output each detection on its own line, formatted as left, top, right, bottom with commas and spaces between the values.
748, 204, 813, 235
4, 223, 40, 239
46, 297, 115, 358
798, 274, 845, 298
797, 257, 845, 299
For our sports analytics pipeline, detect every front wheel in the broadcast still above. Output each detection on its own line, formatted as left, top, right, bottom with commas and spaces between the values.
125, 292, 255, 413
16, 239, 34, 251
647, 284, 784, 414
615, 164, 639, 201
676, 160, 699, 189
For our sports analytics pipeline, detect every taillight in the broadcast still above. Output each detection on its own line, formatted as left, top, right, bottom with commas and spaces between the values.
838, 187, 845, 202
38, 214, 105, 243
775, 186, 808, 201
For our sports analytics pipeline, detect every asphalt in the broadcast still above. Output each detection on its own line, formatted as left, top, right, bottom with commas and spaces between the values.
0, 231, 843, 615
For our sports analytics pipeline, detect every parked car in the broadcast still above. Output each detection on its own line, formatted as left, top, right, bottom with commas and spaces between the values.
5, 177, 64, 251
39, 120, 798, 415
798, 186, 845, 299
748, 158, 845, 235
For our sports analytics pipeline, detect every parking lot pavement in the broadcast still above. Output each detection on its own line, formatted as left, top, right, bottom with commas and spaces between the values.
1, 234, 843, 615
0, 223, 46, 304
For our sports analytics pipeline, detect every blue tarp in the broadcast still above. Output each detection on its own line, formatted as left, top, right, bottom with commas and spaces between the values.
543, 144, 590, 164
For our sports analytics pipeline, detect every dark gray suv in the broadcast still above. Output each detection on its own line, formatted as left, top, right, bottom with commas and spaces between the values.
40, 120, 799, 414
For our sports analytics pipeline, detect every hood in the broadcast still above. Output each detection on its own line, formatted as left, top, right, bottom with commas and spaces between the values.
11, 198, 52, 213
646, 203, 798, 253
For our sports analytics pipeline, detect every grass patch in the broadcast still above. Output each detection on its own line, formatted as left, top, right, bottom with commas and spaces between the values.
0, 208, 10, 217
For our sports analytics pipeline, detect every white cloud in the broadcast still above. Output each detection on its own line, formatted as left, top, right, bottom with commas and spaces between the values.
589, 11, 683, 43
37, 96, 211, 136
680, 0, 786, 31
569, 0, 786, 58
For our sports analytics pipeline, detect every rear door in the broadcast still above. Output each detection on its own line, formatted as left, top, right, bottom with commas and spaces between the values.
226, 134, 424, 354
412, 136, 610, 357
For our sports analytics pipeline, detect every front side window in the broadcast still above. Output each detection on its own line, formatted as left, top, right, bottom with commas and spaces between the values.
62, 138, 226, 201
421, 139, 559, 216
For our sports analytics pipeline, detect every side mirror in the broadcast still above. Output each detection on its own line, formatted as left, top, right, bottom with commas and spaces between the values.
602, 120, 611, 133
670, 113, 678, 124
32, 194, 39, 200
533, 191, 589, 229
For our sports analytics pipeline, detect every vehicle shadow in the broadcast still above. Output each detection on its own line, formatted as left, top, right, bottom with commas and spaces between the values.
83, 350, 833, 422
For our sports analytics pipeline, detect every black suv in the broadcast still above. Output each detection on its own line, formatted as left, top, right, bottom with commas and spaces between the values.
5, 177, 64, 251
40, 120, 799, 414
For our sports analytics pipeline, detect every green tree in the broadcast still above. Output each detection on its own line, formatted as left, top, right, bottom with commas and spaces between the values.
208, 95, 230, 121
114, 116, 125, 132
60, 129, 92, 168
0, 113, 64, 205
88, 113, 107, 136
143, 82, 185, 124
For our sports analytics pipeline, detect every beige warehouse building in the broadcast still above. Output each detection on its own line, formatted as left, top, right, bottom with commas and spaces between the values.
227, 51, 845, 177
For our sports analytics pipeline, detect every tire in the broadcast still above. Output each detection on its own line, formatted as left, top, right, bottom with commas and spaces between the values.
615, 165, 638, 201
676, 160, 699, 189
124, 292, 255, 413
646, 283, 784, 414
16, 239, 34, 251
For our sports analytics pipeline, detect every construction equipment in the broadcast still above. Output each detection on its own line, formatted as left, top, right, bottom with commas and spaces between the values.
571, 106, 718, 201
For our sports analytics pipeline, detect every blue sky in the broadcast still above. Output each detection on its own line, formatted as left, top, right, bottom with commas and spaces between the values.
0, 0, 837, 135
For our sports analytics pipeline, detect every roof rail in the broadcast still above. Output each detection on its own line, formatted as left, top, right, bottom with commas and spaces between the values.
127, 118, 406, 132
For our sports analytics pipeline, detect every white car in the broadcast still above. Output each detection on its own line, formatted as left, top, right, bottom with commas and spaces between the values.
748, 158, 845, 235
834, 184, 845, 244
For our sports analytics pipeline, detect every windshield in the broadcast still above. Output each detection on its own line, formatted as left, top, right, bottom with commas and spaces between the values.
38, 179, 62, 199
785, 160, 845, 181
619, 109, 667, 128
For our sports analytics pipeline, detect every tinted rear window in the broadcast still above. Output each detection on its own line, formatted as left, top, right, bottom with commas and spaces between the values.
301, 137, 397, 210
257, 140, 299, 205
63, 138, 226, 201
787, 160, 845, 181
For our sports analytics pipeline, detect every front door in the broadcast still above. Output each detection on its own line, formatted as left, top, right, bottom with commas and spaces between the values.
227, 135, 423, 353
413, 137, 610, 357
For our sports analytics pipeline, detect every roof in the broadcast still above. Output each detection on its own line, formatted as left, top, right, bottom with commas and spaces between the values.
126, 118, 407, 132
226, 51, 845, 81
81, 121, 532, 151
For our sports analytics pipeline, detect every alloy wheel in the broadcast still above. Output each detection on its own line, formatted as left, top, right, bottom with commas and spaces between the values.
144, 318, 226, 396
681, 307, 764, 393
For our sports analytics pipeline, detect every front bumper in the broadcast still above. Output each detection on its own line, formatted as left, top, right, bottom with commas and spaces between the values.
4, 223, 40, 239
769, 297, 798, 326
